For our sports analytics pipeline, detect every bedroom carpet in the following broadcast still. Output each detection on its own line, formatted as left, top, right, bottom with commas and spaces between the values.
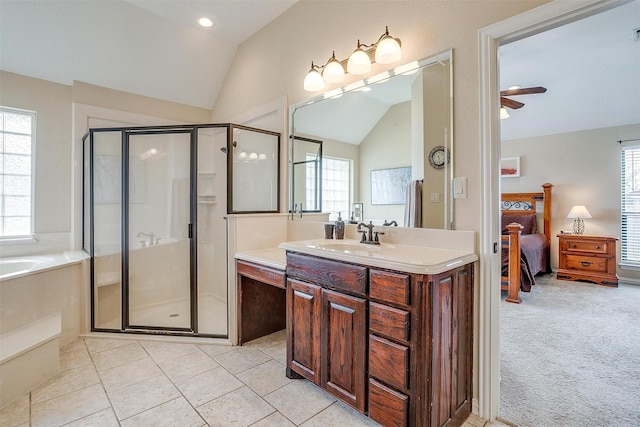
499, 275, 640, 427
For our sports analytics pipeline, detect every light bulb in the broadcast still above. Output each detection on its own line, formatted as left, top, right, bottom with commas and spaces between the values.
258, 153, 267, 160
249, 152, 258, 160
323, 52, 345, 84
239, 151, 248, 160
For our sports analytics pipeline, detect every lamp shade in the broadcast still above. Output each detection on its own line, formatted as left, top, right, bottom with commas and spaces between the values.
303, 67, 324, 92
500, 106, 510, 119
323, 55, 345, 83
567, 205, 592, 219
375, 35, 401, 64
347, 48, 371, 74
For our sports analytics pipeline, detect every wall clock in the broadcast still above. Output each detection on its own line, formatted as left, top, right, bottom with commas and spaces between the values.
428, 145, 449, 169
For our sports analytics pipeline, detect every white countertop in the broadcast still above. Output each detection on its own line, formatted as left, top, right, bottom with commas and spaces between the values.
278, 239, 478, 275
234, 248, 286, 270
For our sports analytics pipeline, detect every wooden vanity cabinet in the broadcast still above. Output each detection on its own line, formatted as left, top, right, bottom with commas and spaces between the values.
285, 252, 474, 427
286, 253, 367, 411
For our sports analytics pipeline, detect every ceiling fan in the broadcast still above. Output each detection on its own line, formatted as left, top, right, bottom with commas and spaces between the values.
500, 86, 547, 110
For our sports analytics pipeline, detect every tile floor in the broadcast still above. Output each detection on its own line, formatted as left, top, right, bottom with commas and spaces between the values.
1, 330, 502, 427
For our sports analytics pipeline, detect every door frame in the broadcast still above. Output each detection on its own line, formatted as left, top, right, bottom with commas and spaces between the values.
477, 0, 628, 420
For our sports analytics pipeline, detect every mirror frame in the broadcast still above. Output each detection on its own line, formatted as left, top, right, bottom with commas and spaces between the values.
289, 49, 454, 229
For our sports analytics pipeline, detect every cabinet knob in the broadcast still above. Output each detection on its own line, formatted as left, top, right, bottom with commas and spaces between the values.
595, 245, 600, 249
571, 244, 577, 248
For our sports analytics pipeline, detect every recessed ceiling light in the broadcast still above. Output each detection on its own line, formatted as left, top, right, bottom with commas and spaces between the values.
197, 17, 214, 28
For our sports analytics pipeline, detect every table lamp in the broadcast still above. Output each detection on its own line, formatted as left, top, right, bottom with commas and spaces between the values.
567, 205, 592, 234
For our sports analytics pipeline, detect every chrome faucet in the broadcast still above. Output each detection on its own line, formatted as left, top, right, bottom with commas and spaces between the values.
137, 231, 156, 246
357, 221, 384, 245
383, 220, 398, 227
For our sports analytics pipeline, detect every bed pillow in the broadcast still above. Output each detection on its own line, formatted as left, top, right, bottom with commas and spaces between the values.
501, 213, 538, 235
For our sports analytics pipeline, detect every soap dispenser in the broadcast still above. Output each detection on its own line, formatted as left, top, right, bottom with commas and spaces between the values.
335, 212, 345, 240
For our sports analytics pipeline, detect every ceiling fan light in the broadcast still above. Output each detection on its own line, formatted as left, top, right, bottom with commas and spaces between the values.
323, 53, 345, 83
375, 35, 401, 64
304, 65, 324, 92
347, 47, 371, 74
500, 106, 510, 120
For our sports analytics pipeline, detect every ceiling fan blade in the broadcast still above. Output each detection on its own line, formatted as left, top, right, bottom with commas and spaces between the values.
501, 97, 525, 110
500, 86, 547, 96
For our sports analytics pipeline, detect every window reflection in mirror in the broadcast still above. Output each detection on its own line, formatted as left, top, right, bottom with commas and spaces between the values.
290, 50, 453, 229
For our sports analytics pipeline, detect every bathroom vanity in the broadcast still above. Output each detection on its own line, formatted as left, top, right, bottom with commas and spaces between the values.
279, 239, 477, 427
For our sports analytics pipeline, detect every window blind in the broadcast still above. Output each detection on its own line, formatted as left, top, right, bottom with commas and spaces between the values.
621, 142, 640, 265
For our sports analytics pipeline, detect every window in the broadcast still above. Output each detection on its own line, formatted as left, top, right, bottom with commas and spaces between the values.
1, 107, 35, 238
621, 143, 640, 266
307, 155, 351, 221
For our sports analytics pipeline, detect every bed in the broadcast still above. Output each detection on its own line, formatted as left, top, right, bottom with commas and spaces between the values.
501, 183, 553, 303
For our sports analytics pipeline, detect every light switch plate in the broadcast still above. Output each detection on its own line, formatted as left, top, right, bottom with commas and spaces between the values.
454, 177, 467, 199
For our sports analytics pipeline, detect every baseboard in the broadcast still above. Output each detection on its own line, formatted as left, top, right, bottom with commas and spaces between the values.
617, 276, 640, 286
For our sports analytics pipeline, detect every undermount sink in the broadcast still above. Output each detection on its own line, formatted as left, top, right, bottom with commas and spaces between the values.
311, 241, 381, 253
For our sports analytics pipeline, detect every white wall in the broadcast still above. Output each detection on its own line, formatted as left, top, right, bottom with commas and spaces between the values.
360, 102, 412, 225
501, 123, 640, 278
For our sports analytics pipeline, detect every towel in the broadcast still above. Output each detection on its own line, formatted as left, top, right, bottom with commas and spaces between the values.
403, 180, 423, 227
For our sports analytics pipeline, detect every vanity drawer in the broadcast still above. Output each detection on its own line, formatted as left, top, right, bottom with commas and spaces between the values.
369, 302, 410, 342
237, 260, 285, 289
286, 252, 367, 296
565, 255, 608, 273
369, 270, 410, 307
369, 378, 409, 427
369, 335, 409, 390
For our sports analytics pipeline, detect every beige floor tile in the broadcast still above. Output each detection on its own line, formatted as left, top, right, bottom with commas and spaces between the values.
140, 340, 200, 363
197, 342, 236, 358
31, 383, 110, 427
157, 348, 219, 383
236, 359, 292, 396
84, 338, 132, 355
64, 407, 119, 426
31, 364, 100, 405
264, 380, 336, 425
91, 341, 148, 372
108, 374, 181, 421
120, 397, 205, 427
196, 386, 275, 427
99, 357, 163, 393
176, 367, 244, 407
464, 413, 488, 427
301, 400, 380, 426
250, 411, 296, 427
0, 393, 30, 427
213, 345, 271, 374
261, 339, 287, 365
60, 347, 92, 372
60, 339, 86, 354
245, 329, 286, 350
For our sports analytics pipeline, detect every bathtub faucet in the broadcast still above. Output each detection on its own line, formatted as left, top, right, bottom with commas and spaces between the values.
137, 231, 157, 246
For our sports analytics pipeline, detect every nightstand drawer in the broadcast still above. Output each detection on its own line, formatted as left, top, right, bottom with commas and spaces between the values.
564, 240, 610, 254
565, 255, 608, 273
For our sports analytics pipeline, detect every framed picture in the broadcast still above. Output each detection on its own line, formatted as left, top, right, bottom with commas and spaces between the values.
371, 166, 411, 205
501, 157, 520, 178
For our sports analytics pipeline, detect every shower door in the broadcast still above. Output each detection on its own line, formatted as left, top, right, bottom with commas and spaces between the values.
126, 130, 194, 330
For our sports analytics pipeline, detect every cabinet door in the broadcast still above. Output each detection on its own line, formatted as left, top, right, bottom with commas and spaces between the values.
321, 288, 367, 412
286, 278, 321, 384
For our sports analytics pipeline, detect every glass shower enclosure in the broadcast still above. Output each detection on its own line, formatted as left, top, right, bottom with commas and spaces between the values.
82, 124, 280, 337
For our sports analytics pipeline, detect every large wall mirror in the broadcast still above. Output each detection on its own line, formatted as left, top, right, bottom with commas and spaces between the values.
290, 49, 453, 229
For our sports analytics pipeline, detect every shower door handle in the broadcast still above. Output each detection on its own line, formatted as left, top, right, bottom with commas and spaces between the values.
188, 223, 192, 238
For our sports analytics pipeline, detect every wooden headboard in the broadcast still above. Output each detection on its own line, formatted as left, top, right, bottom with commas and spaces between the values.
501, 183, 553, 243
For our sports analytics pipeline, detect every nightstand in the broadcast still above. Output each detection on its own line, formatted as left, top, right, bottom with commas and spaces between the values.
556, 234, 618, 287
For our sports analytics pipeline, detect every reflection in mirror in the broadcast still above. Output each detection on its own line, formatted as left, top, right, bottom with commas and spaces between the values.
291, 136, 322, 212
290, 50, 453, 229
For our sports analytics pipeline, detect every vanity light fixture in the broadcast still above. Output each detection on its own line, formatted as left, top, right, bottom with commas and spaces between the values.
303, 26, 402, 92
